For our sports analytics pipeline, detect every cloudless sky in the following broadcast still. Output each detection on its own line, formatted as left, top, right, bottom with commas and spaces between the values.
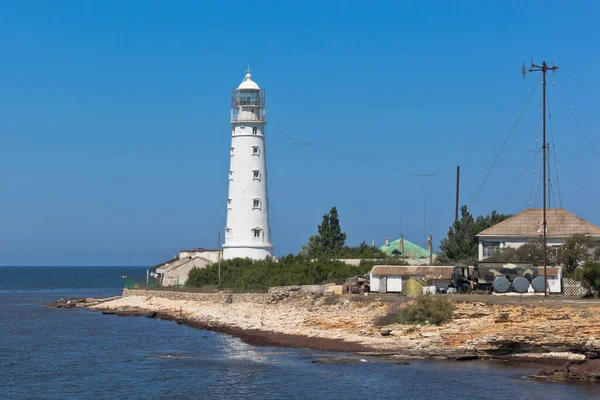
1, 1, 599, 266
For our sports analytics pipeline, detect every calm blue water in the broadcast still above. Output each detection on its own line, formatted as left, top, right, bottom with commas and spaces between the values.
0, 267, 598, 399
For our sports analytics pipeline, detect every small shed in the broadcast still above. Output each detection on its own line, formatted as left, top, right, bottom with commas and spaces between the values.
540, 266, 562, 293
370, 265, 453, 294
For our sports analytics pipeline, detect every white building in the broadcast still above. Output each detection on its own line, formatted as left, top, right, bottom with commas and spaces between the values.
477, 208, 600, 261
223, 70, 273, 260
369, 265, 453, 294
147, 248, 221, 287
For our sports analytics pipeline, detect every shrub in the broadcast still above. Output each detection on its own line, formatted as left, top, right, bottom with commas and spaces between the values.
373, 304, 405, 326
582, 261, 600, 297
373, 296, 454, 326
186, 254, 368, 293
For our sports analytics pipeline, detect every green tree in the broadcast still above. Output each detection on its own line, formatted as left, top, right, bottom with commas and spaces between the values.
339, 241, 387, 259
559, 234, 597, 275
302, 207, 347, 258
582, 261, 600, 297
439, 205, 511, 263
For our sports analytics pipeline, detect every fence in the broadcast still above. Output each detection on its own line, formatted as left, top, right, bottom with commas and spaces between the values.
123, 276, 162, 290
562, 278, 585, 296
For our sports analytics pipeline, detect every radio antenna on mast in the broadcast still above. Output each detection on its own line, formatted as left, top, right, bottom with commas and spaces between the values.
523, 59, 558, 296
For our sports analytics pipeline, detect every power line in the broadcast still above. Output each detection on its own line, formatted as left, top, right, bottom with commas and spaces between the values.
546, 94, 563, 209
528, 154, 542, 208
528, 100, 543, 207
492, 156, 537, 212
555, 157, 600, 218
403, 216, 452, 240
558, 70, 600, 90
552, 82, 600, 160
469, 80, 539, 209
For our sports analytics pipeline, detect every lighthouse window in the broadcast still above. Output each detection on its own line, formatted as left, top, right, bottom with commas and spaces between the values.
253, 199, 261, 209
253, 229, 261, 238
252, 146, 260, 155
253, 170, 260, 180
230, 147, 234, 156
252, 127, 258, 135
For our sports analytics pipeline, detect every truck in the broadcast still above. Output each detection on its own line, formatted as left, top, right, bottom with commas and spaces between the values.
342, 274, 370, 294
450, 261, 538, 294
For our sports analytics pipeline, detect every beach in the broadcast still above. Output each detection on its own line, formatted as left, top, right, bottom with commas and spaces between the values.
74, 288, 600, 369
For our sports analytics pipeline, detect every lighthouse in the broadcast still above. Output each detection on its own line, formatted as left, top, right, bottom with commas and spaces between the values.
223, 69, 274, 260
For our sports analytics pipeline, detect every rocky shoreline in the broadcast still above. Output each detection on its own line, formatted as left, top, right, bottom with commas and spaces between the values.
47, 288, 600, 381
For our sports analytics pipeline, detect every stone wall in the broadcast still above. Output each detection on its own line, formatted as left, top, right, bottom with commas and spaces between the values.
123, 289, 268, 304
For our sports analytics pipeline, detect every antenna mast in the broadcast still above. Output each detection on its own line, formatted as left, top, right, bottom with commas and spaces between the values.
415, 173, 435, 247
523, 60, 558, 296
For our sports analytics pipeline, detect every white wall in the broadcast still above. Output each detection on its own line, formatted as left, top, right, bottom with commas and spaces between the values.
387, 276, 402, 292
370, 273, 380, 292
161, 257, 212, 287
370, 274, 450, 294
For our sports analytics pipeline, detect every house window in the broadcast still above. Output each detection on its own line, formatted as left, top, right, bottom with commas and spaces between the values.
253, 170, 260, 180
252, 146, 260, 156
483, 241, 500, 258
252, 127, 258, 135
252, 198, 261, 209
253, 229, 261, 238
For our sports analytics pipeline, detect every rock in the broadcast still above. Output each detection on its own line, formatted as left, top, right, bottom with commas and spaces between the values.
455, 355, 479, 361
547, 314, 569, 321
536, 359, 600, 381
380, 328, 392, 337
584, 338, 600, 351
267, 286, 301, 303
494, 313, 510, 323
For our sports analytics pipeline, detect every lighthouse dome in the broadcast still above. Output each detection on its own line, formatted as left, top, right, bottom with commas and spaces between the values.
237, 73, 260, 90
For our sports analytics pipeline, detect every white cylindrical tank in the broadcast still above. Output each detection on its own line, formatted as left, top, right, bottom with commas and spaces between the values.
223, 71, 273, 260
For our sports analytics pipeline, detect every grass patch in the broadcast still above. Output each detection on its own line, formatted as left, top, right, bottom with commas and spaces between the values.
373, 296, 454, 326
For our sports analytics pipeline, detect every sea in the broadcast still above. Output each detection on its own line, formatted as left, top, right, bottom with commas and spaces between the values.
0, 266, 598, 400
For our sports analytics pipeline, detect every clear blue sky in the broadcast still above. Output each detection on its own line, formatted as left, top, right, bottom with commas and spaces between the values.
2, 1, 599, 266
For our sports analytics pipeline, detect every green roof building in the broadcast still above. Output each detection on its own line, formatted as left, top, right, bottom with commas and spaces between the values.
378, 238, 435, 259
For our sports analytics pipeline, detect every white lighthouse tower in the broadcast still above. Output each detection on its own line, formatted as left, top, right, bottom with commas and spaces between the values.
223, 69, 274, 260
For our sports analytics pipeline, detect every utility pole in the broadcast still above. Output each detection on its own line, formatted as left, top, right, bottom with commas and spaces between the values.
415, 173, 435, 248
401, 234, 405, 263
523, 60, 558, 296
428, 235, 433, 265
455, 166, 460, 222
